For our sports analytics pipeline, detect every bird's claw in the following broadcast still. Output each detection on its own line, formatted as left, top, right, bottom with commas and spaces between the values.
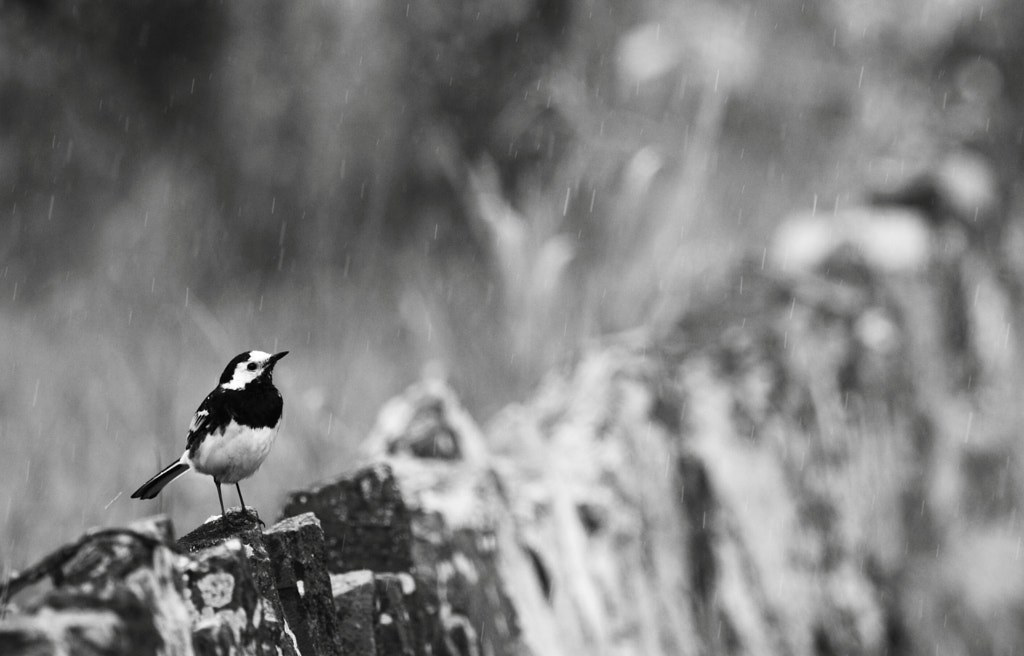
243, 507, 266, 528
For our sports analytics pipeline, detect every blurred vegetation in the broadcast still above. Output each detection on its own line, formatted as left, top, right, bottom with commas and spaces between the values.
3, 0, 1024, 651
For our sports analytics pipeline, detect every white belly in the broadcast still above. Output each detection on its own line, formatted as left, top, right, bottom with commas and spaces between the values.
190, 422, 279, 484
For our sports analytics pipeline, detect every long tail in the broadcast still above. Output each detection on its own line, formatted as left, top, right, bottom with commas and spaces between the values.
131, 459, 190, 500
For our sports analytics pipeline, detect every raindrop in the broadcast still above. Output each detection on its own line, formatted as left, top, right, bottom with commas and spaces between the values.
103, 492, 122, 510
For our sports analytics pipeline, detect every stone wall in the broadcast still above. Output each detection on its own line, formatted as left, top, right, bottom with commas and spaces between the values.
1, 198, 1019, 654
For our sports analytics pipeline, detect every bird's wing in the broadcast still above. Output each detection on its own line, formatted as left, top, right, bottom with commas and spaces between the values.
185, 389, 226, 456
188, 408, 211, 434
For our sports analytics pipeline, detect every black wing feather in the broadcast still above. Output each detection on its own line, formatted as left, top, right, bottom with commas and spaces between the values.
185, 388, 231, 458
185, 383, 283, 459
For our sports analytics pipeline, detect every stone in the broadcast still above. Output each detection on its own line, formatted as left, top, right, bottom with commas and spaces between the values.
0, 522, 191, 655
179, 509, 298, 656
374, 572, 426, 656
331, 570, 376, 656
281, 463, 414, 573
184, 538, 280, 655
264, 512, 343, 655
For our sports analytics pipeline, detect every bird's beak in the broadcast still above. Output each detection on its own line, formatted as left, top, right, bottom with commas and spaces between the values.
268, 351, 289, 367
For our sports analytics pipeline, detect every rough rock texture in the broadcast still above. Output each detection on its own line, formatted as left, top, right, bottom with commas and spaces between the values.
263, 513, 342, 655
281, 464, 414, 574
178, 510, 298, 656
283, 452, 523, 656
361, 381, 531, 656
184, 539, 278, 654
0, 517, 192, 655
331, 570, 376, 655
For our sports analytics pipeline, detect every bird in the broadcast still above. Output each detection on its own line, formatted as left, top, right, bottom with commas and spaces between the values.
131, 350, 288, 521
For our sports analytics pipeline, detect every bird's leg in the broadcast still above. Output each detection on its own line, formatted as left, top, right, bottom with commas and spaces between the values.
235, 483, 264, 527
215, 480, 227, 518
234, 483, 246, 512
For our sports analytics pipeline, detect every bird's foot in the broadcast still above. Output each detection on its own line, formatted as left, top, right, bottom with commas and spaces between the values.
242, 507, 266, 528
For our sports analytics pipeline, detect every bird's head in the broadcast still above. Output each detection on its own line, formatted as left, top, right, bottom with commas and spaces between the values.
219, 350, 288, 390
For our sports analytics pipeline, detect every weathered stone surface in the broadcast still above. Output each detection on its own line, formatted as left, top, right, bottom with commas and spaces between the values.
264, 513, 342, 656
0, 605, 167, 656
472, 259, 917, 655
179, 509, 297, 656
0, 521, 192, 656
177, 510, 266, 554
184, 538, 279, 655
363, 379, 491, 466
363, 379, 532, 656
331, 570, 376, 656
281, 463, 414, 573
374, 572, 426, 656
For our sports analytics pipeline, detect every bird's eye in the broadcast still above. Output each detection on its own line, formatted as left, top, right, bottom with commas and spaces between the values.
247, 362, 258, 371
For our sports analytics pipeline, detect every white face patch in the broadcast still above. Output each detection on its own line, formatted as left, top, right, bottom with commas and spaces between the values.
221, 350, 274, 390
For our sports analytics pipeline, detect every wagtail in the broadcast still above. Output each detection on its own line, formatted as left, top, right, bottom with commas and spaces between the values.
131, 350, 288, 520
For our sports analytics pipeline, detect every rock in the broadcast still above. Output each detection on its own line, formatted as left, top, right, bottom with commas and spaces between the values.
263, 513, 343, 656
184, 538, 280, 655
0, 522, 191, 655
374, 572, 427, 656
331, 570, 376, 655
179, 510, 298, 656
364, 379, 532, 656
281, 463, 414, 573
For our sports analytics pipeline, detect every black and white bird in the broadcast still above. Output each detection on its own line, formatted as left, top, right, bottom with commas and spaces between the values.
131, 350, 288, 519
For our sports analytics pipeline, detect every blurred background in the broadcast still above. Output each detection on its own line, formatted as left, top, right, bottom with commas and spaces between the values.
3, 0, 1024, 621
